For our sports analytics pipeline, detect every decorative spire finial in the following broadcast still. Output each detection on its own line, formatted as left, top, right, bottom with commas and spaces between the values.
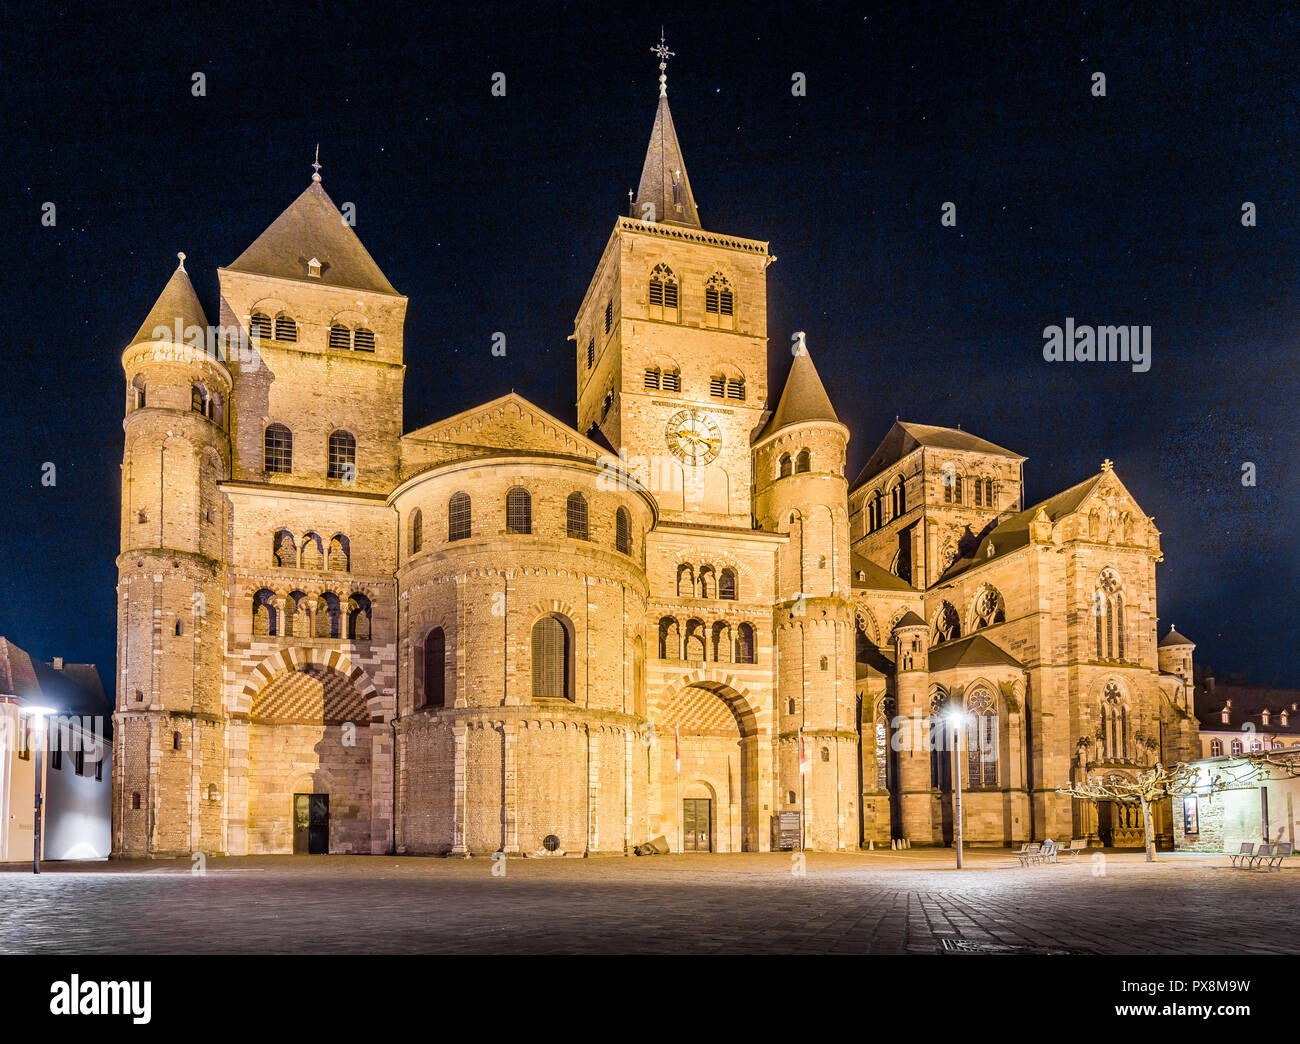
1101, 458, 1113, 471
312, 144, 322, 182
652, 29, 674, 98
794, 330, 807, 354
177, 251, 186, 271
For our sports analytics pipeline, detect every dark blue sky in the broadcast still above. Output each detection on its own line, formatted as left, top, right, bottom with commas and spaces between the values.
1, 1, 1296, 687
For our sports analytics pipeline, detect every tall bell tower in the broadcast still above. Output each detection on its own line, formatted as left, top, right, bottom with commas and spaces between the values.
574, 38, 774, 528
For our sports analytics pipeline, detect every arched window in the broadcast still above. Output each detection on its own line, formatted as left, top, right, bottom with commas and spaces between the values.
869, 489, 883, 530
274, 313, 297, 342
819, 655, 828, 670
272, 529, 296, 567
252, 589, 277, 636
890, 477, 906, 517
448, 492, 471, 541
422, 628, 446, 708
284, 591, 306, 637
210, 390, 224, 427
505, 487, 531, 534
933, 602, 960, 645
644, 367, 661, 390
327, 534, 349, 572
300, 532, 324, 570
971, 585, 1006, 630
347, 594, 371, 640
315, 593, 341, 639
779, 454, 792, 478
1230, 738, 1243, 755
698, 566, 715, 599
1095, 568, 1123, 661
615, 508, 632, 555
249, 312, 272, 341
531, 614, 573, 701
327, 430, 356, 481
984, 478, 995, 506
712, 621, 733, 662
566, 492, 589, 540
658, 617, 680, 660
1210, 738, 1222, 757
704, 273, 735, 327
966, 688, 998, 786
676, 563, 694, 598
264, 423, 292, 473
191, 382, 209, 416
409, 508, 423, 554
719, 568, 737, 600
684, 619, 706, 660
795, 450, 811, 474
353, 328, 375, 352
953, 474, 963, 504
736, 623, 756, 664
648, 263, 679, 320
929, 693, 952, 791
329, 324, 351, 351
131, 374, 147, 409
661, 368, 681, 392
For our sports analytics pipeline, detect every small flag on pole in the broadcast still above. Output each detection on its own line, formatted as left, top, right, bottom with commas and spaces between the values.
798, 727, 809, 775
675, 724, 681, 773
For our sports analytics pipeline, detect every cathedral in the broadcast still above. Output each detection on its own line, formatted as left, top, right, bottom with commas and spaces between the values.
112, 51, 1201, 858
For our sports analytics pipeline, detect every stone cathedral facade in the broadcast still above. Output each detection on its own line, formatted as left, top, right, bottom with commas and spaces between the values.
112, 62, 1200, 858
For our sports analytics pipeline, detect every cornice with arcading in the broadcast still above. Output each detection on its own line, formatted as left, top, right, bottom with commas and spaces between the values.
618, 217, 770, 256
398, 564, 647, 598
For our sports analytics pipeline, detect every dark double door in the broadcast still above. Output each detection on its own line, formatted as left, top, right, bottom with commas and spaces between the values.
293, 793, 330, 854
682, 798, 712, 852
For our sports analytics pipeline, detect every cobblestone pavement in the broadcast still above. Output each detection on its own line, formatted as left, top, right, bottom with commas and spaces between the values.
2, 849, 1297, 954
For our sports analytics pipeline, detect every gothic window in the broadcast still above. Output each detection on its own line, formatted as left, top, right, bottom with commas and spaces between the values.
966, 689, 998, 786
353, 328, 375, 352
315, 593, 341, 639
1095, 568, 1124, 661
327, 430, 356, 481
566, 492, 589, 540
409, 508, 422, 554
645, 367, 661, 390
661, 368, 681, 392
264, 423, 292, 473
870, 489, 884, 530
890, 477, 906, 517
719, 568, 737, 600
329, 324, 351, 351
615, 508, 632, 555
327, 534, 350, 572
658, 617, 680, 660
795, 450, 811, 474
677, 564, 694, 598
532, 614, 574, 701
929, 694, 952, 791
648, 264, 679, 320
736, 623, 756, 664
273, 529, 296, 567
704, 273, 735, 327
932, 602, 960, 645
449, 491, 471, 541
779, 454, 792, 478
252, 588, 277, 636
274, 313, 297, 342
300, 532, 324, 570
422, 628, 446, 708
506, 487, 532, 534
249, 313, 272, 341
131, 374, 147, 409
971, 585, 1006, 629
346, 594, 371, 640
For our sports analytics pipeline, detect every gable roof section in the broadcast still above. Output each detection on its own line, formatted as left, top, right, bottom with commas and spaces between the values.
928, 633, 1023, 672
227, 180, 399, 295
852, 421, 1023, 490
403, 393, 610, 463
851, 552, 918, 592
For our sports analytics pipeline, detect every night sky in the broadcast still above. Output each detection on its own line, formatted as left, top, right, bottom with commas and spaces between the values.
1, 2, 1296, 689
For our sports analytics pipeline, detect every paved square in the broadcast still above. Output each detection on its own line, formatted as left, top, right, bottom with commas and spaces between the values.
2, 850, 1296, 954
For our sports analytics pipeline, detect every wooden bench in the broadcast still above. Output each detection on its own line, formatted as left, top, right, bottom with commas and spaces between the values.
1227, 842, 1255, 868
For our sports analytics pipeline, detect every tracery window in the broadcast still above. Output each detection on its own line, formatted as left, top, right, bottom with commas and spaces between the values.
971, 585, 1006, 630
704, 273, 734, 327
965, 688, 998, 786
648, 263, 679, 320
932, 602, 960, 645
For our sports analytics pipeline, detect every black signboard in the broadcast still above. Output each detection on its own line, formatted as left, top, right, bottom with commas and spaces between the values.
772, 810, 801, 850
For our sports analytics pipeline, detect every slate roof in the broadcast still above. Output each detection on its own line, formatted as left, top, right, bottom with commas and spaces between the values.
634, 93, 701, 229
851, 552, 918, 593
129, 262, 210, 346
761, 345, 840, 438
852, 421, 1023, 490
227, 180, 399, 295
1159, 627, 1194, 647
927, 633, 1023, 672
0, 637, 112, 738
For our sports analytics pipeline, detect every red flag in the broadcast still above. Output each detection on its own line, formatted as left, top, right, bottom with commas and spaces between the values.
674, 724, 680, 773
798, 727, 809, 775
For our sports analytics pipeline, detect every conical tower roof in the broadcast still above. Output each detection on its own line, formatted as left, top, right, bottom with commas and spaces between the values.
129, 257, 210, 346
633, 45, 700, 229
227, 178, 398, 295
1159, 626, 1194, 648
761, 338, 840, 438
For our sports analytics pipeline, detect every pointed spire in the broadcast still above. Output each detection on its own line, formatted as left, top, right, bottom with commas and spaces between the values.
312, 144, 322, 183
762, 334, 841, 437
633, 34, 700, 228
129, 256, 210, 346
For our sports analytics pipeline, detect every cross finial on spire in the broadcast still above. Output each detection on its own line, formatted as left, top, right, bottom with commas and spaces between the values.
652, 29, 674, 97
312, 144, 322, 182
176, 251, 186, 271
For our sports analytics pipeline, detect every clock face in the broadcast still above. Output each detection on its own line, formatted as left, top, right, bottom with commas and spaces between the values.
665, 408, 722, 466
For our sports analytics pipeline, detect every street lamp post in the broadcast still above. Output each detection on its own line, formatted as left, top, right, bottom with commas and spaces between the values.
948, 706, 966, 870
23, 707, 56, 875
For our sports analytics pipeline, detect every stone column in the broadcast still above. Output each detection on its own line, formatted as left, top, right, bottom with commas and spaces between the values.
502, 721, 519, 854
451, 721, 468, 856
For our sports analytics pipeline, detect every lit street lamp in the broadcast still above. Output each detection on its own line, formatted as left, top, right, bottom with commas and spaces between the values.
22, 706, 56, 874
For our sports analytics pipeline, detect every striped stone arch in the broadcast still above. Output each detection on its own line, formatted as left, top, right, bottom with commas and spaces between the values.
854, 602, 882, 646
523, 597, 579, 624
235, 646, 379, 717
657, 672, 762, 735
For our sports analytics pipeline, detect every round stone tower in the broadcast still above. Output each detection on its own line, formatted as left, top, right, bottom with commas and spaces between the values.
114, 255, 232, 856
753, 337, 858, 850
1157, 625, 1196, 716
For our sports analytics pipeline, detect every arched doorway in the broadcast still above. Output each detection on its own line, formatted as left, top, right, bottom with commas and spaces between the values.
656, 681, 760, 852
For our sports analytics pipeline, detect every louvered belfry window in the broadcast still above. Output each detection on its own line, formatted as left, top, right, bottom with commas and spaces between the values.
587, 338, 595, 369
250, 313, 273, 340
644, 368, 660, 390
532, 615, 572, 701
448, 491, 471, 541
506, 487, 531, 534
726, 377, 745, 400
353, 328, 375, 352
274, 314, 297, 342
566, 492, 589, 540
710, 375, 725, 397
662, 369, 681, 392
605, 300, 613, 334
329, 324, 351, 351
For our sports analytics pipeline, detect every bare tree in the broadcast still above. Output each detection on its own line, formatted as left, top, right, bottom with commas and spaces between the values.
1057, 762, 1207, 863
